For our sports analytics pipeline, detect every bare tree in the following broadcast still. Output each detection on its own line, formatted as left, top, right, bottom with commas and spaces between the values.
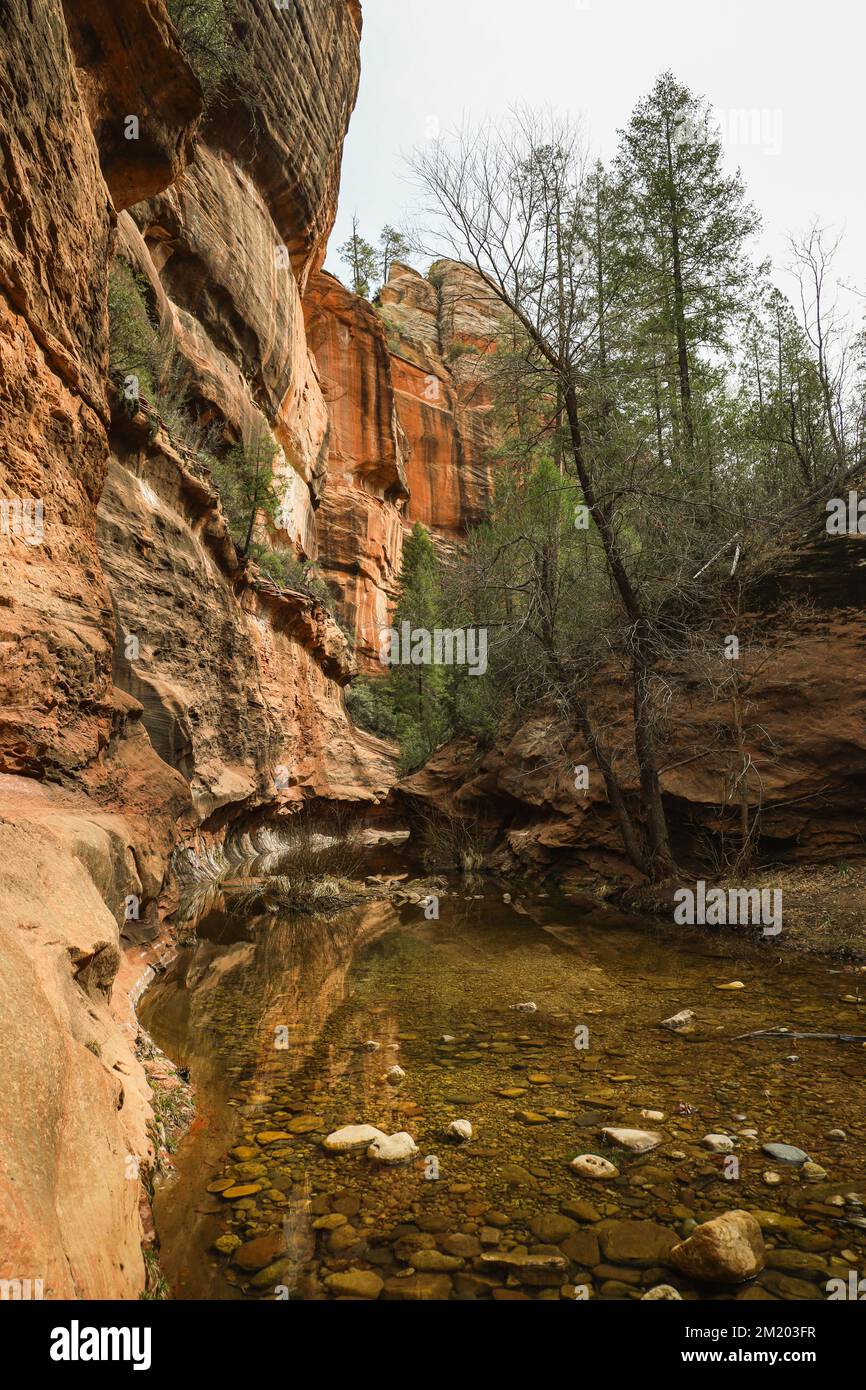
410, 109, 677, 876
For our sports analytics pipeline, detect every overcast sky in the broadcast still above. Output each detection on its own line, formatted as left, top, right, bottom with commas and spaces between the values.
326, 0, 864, 307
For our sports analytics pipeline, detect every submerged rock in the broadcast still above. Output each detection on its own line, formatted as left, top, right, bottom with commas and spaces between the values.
643, 1284, 682, 1300
702, 1134, 736, 1152
366, 1132, 419, 1164
762, 1142, 810, 1166
213, 1233, 242, 1255
670, 1210, 765, 1283
232, 1232, 287, 1272
801, 1161, 828, 1181
601, 1127, 663, 1153
597, 1218, 676, 1266
325, 1269, 384, 1299
386, 1065, 406, 1084
571, 1154, 619, 1179
323, 1124, 387, 1154
383, 1273, 452, 1300
446, 1119, 472, 1142
661, 1009, 696, 1031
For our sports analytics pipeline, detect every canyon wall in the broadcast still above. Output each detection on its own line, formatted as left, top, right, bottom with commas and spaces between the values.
304, 258, 502, 666
0, 0, 398, 1300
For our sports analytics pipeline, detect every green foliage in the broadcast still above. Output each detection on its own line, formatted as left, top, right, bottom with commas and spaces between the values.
249, 543, 335, 610
207, 430, 278, 555
338, 215, 379, 299
338, 217, 415, 299
388, 524, 451, 770
345, 676, 398, 739
167, 0, 242, 107
345, 524, 455, 769
107, 261, 330, 615
108, 257, 208, 453
379, 224, 413, 283
107, 261, 158, 397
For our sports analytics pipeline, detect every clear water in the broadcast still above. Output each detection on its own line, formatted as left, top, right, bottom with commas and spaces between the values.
139, 888, 866, 1300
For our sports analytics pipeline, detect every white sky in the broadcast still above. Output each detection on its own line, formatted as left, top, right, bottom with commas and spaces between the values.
326, 0, 864, 308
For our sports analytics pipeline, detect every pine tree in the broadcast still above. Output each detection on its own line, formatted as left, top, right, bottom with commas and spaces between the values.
338, 215, 379, 299
615, 72, 760, 463
379, 225, 412, 285
388, 523, 449, 770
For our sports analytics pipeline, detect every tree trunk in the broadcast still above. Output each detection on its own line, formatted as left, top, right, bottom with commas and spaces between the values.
664, 118, 694, 456
562, 383, 676, 879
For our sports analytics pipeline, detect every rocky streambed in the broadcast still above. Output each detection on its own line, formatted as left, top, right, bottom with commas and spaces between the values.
139, 883, 866, 1300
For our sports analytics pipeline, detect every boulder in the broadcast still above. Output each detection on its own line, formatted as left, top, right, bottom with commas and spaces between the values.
323, 1125, 387, 1154
670, 1211, 765, 1283
367, 1132, 419, 1164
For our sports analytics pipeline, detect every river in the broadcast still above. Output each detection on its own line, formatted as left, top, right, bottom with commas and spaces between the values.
139, 881, 866, 1301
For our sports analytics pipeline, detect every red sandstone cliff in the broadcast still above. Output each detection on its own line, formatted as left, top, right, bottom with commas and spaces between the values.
303, 258, 503, 665
0, 0, 387, 1299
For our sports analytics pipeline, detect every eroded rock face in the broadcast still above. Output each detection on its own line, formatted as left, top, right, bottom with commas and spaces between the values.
0, 0, 376, 1301
99, 417, 396, 818
382, 260, 501, 539
61, 0, 202, 210
0, 0, 115, 778
212, 0, 362, 288
301, 259, 503, 667
305, 271, 409, 664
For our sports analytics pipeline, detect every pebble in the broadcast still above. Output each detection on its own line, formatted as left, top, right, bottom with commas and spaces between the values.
702, 1134, 736, 1153
762, 1143, 810, 1166
213, 1234, 242, 1255
661, 1010, 696, 1031
571, 1154, 619, 1180
801, 1161, 828, 1181
446, 1119, 473, 1142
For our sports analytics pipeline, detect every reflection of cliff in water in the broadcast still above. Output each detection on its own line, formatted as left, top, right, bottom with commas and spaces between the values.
140, 898, 399, 1298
